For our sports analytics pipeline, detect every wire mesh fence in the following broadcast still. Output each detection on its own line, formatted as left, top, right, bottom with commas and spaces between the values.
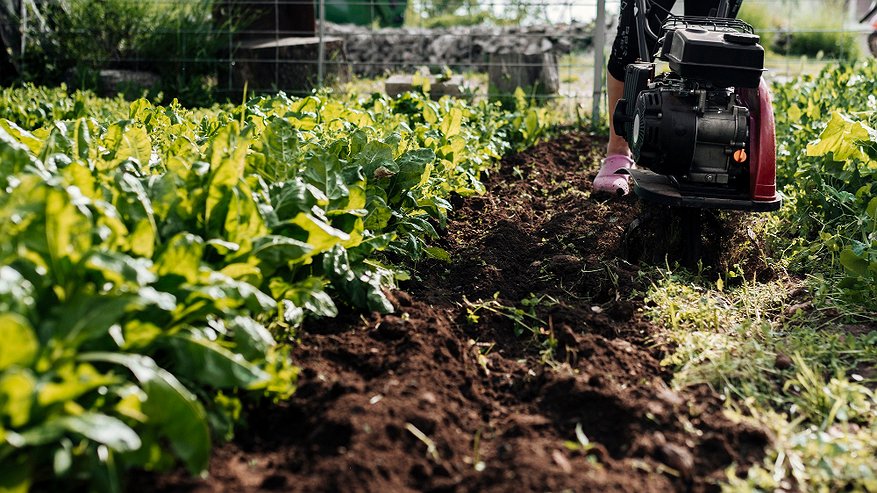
0, 0, 875, 117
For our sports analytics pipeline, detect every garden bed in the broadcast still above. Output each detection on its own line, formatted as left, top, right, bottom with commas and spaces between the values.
144, 132, 768, 492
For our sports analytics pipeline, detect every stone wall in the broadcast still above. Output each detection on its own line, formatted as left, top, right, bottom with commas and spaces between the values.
321, 22, 594, 77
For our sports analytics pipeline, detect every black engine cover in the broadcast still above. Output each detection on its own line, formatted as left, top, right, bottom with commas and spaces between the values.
630, 84, 749, 185
663, 28, 764, 88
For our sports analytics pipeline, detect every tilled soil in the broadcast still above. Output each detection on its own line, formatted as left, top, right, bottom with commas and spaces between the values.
148, 131, 768, 492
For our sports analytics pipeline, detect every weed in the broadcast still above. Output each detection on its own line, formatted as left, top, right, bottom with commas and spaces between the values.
464, 293, 559, 362
406, 423, 440, 462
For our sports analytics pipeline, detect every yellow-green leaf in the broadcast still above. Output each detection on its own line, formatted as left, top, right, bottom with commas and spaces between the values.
0, 369, 36, 427
155, 233, 204, 283
0, 314, 38, 370
45, 188, 93, 267
806, 112, 870, 161
440, 107, 463, 138
422, 102, 439, 125
290, 213, 349, 255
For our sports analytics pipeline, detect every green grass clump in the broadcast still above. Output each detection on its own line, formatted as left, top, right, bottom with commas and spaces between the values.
644, 269, 877, 492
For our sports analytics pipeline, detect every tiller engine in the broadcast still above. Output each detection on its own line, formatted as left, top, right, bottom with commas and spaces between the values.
612, 4, 782, 212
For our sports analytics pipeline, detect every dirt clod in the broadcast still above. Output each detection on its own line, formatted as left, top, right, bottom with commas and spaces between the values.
775, 353, 793, 370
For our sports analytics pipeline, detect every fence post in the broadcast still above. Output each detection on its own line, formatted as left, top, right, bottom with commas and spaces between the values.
19, 0, 27, 74
591, 0, 606, 128
318, 0, 325, 88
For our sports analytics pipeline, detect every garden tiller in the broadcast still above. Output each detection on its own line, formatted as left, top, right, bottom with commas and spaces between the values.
611, 0, 782, 261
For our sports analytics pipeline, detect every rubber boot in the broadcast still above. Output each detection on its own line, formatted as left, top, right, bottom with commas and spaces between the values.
594, 155, 634, 196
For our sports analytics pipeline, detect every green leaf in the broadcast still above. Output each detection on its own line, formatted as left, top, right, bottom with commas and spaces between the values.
805, 112, 870, 161
37, 363, 119, 408
364, 195, 393, 230
840, 247, 869, 277
422, 101, 439, 125
56, 413, 141, 452
0, 453, 32, 493
1, 124, 45, 190
0, 314, 38, 370
51, 294, 136, 344
303, 152, 348, 204
288, 212, 350, 254
269, 277, 338, 319
0, 369, 35, 428
86, 251, 156, 287
102, 123, 152, 168
424, 246, 451, 262
270, 179, 328, 222
440, 107, 463, 138
354, 140, 396, 179
114, 172, 158, 251
70, 118, 92, 161
162, 334, 270, 389
0, 119, 43, 155
155, 233, 204, 284
205, 126, 249, 236
322, 246, 394, 313
79, 353, 211, 475
45, 187, 93, 269
255, 116, 300, 180
229, 316, 276, 360
392, 149, 435, 192
251, 235, 313, 271
224, 184, 268, 248
867, 197, 877, 221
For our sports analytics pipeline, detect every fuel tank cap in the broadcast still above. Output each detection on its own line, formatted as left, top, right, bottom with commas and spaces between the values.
723, 32, 760, 45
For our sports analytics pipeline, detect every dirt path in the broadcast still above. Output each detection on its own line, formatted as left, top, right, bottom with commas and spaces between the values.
147, 132, 767, 492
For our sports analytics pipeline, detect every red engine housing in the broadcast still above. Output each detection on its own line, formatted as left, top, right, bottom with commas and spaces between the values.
743, 79, 779, 204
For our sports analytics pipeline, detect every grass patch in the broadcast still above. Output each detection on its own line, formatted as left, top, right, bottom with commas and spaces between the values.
643, 268, 877, 491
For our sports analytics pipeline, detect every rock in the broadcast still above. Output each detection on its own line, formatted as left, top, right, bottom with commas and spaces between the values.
775, 352, 793, 370
784, 301, 812, 317
551, 449, 573, 473
488, 52, 560, 98
320, 21, 594, 77
96, 69, 160, 96
385, 74, 467, 99
659, 443, 695, 478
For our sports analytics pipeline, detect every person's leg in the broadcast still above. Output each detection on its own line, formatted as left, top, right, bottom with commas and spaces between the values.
593, 72, 635, 196
596, 0, 675, 195
606, 74, 630, 157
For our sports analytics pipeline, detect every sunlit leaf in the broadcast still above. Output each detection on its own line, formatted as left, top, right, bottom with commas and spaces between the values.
79, 353, 211, 475
0, 314, 38, 370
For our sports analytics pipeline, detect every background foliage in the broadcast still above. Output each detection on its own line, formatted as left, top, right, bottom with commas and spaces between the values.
4, 0, 226, 106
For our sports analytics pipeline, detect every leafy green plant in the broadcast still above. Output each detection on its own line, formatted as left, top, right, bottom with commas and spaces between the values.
771, 60, 877, 302
0, 82, 560, 490
0, 84, 128, 131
